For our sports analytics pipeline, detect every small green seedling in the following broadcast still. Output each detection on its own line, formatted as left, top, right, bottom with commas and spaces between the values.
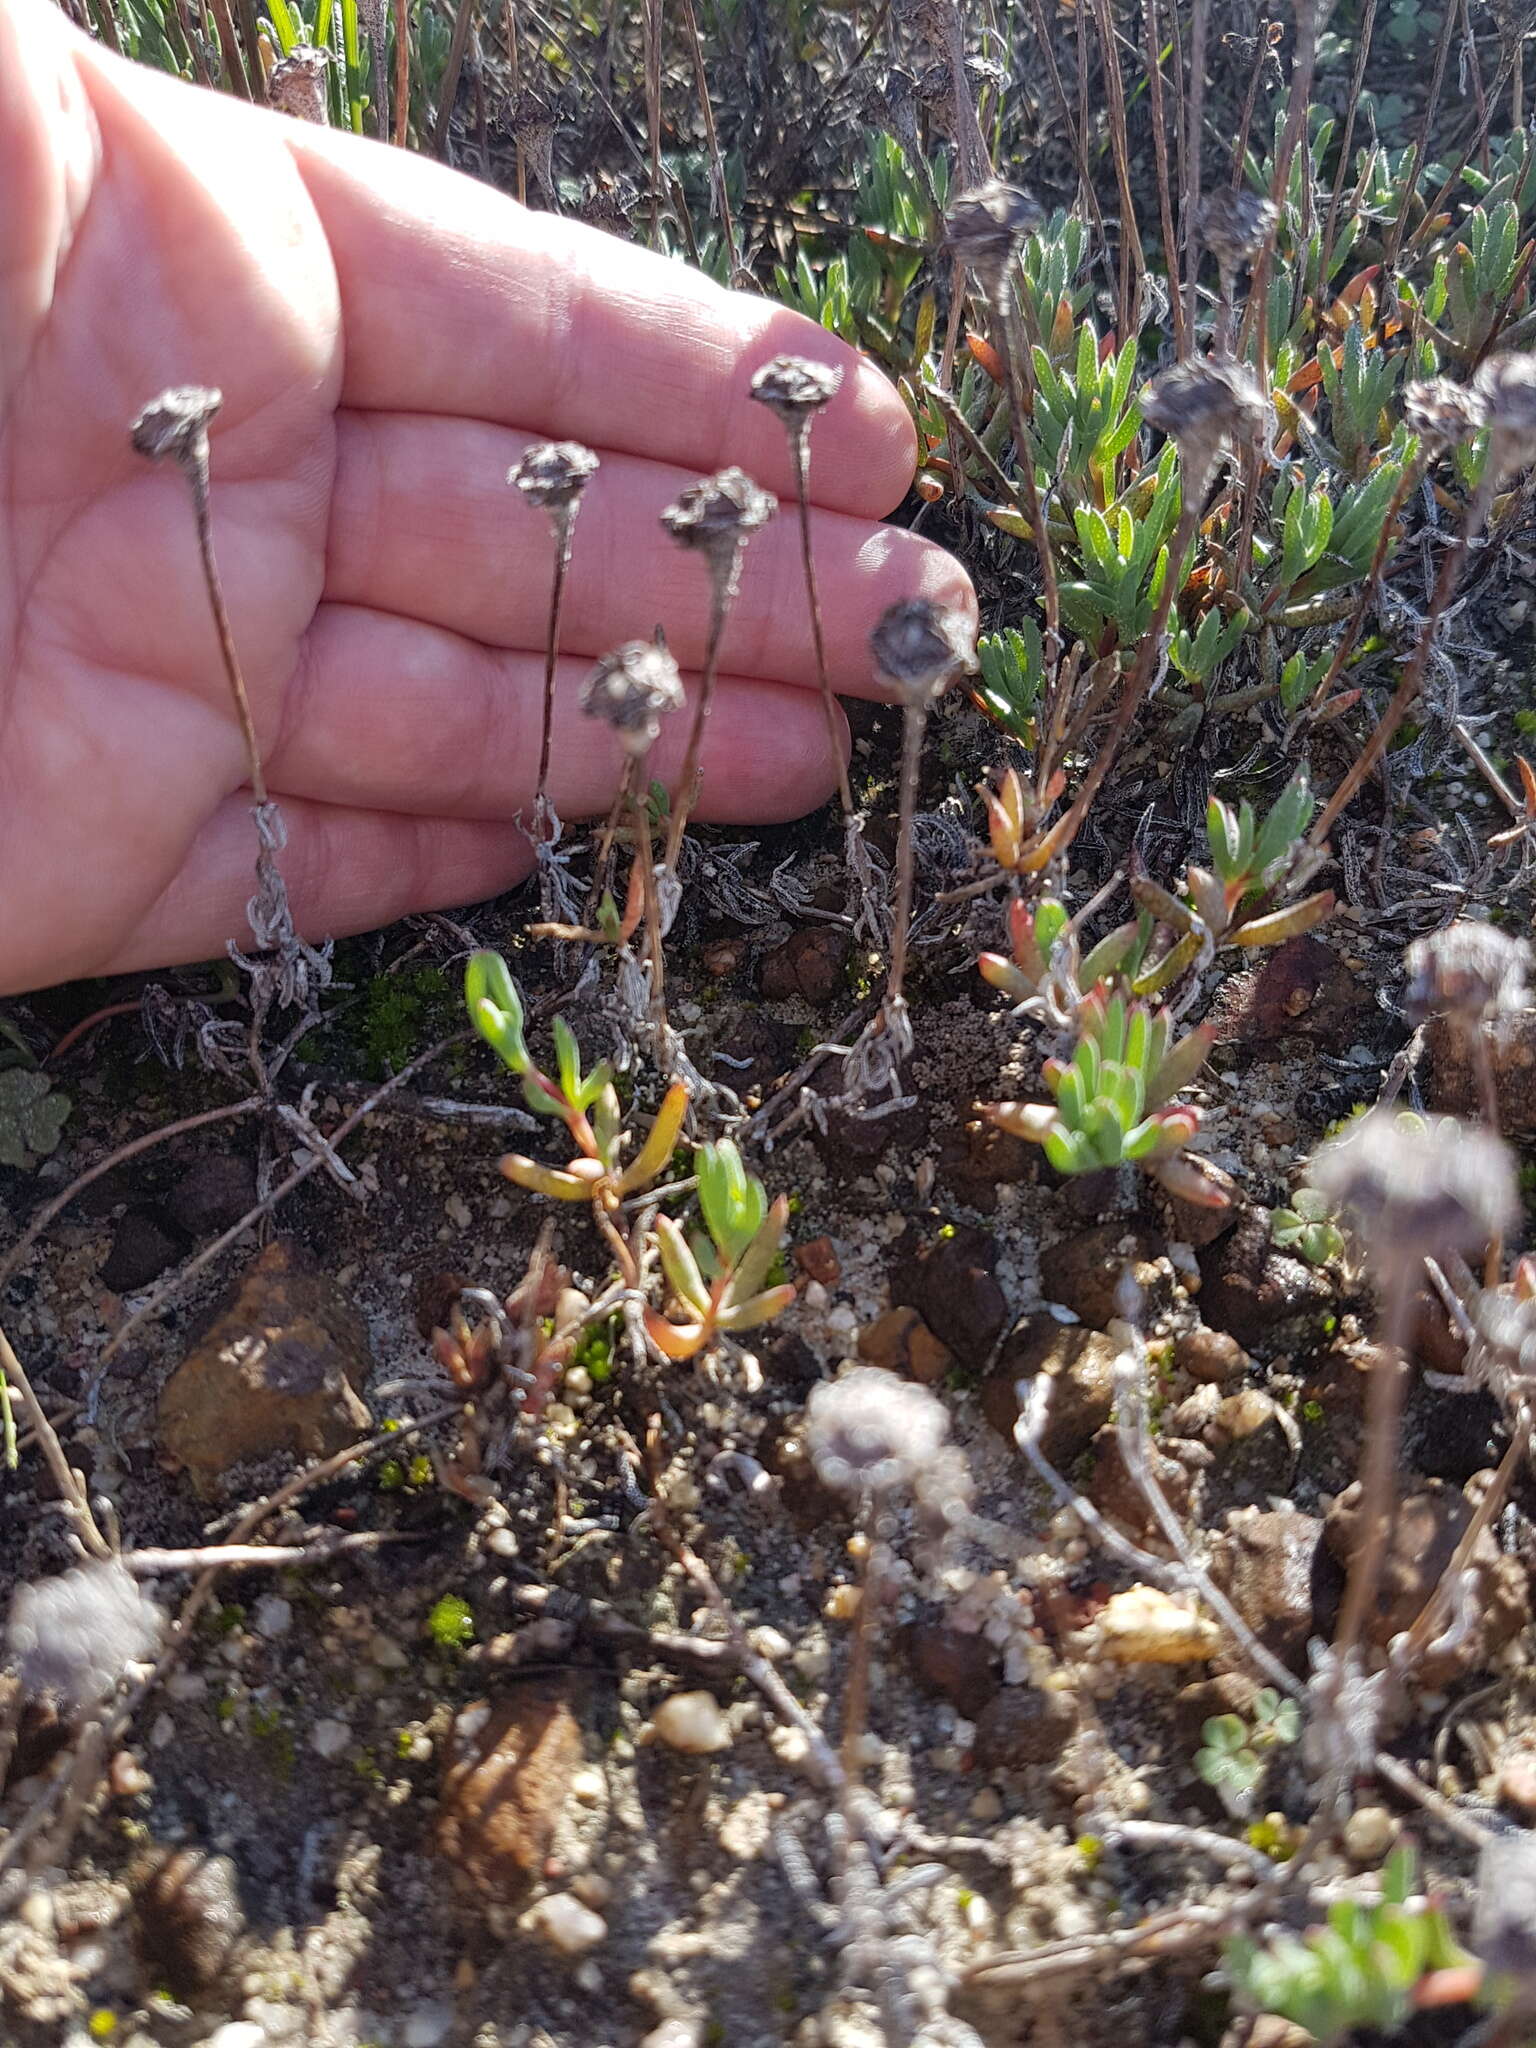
1196, 1687, 1302, 1818
1272, 1187, 1346, 1266
467, 948, 687, 1214
426, 1593, 475, 1650
1225, 1848, 1471, 2044
645, 1140, 796, 1361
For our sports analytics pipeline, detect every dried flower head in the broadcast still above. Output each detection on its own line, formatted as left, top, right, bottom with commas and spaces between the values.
870, 598, 976, 705
1403, 376, 1487, 455
943, 180, 1045, 299
1473, 351, 1536, 481
1403, 919, 1529, 1029
509, 440, 599, 514
130, 386, 222, 468
803, 1366, 950, 1498
1198, 187, 1279, 271
8, 1560, 164, 1713
660, 468, 776, 569
580, 639, 684, 756
1139, 357, 1271, 490
1309, 1110, 1518, 1268
749, 355, 844, 433
269, 44, 331, 123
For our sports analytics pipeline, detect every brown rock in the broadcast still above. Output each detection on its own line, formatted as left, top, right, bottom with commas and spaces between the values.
857, 1306, 953, 1385
713, 1007, 796, 1095
760, 928, 851, 1004
972, 1685, 1079, 1770
1207, 1506, 1325, 1675
1424, 1008, 1536, 1131
157, 1238, 372, 1489
1203, 1390, 1300, 1507
165, 1153, 258, 1238
101, 1208, 185, 1292
1158, 1166, 1242, 1248
1206, 934, 1363, 1050
1197, 1207, 1334, 1356
892, 1224, 1009, 1365
437, 1681, 585, 1908
1175, 1325, 1248, 1387
811, 1095, 928, 1177
982, 1317, 1118, 1469
1044, 1223, 1167, 1330
795, 1236, 841, 1287
1497, 1756, 1536, 1816
1322, 1477, 1530, 1685
1087, 1423, 1200, 1544
131, 1845, 246, 1998
904, 1623, 1001, 1719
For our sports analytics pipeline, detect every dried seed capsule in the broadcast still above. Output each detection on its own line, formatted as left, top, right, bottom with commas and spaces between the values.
660, 467, 776, 566
748, 355, 843, 430
803, 1366, 949, 1498
509, 441, 599, 513
1309, 1110, 1517, 1268
1403, 920, 1529, 1028
1403, 376, 1486, 454
7, 1560, 164, 1714
1139, 356, 1270, 492
580, 640, 684, 756
1198, 187, 1278, 272
869, 597, 976, 704
1473, 351, 1536, 482
943, 180, 1045, 300
129, 387, 222, 467
269, 44, 331, 123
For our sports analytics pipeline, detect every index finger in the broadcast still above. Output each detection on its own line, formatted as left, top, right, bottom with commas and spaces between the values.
285, 124, 918, 519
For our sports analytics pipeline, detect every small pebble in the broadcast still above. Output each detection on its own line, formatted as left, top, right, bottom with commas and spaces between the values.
518, 1892, 607, 1956
1342, 1805, 1397, 1863
649, 1691, 733, 1755
253, 1596, 292, 1640
968, 1786, 1003, 1823
571, 1766, 607, 1805
824, 1584, 861, 1623
206, 2028, 270, 2048
370, 1633, 408, 1670
310, 1717, 351, 1760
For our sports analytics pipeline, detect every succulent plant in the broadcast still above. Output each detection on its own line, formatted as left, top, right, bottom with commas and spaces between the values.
982, 989, 1223, 1205
645, 1140, 795, 1361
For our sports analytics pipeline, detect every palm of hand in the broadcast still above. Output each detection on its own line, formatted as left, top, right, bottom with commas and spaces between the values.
0, 0, 971, 996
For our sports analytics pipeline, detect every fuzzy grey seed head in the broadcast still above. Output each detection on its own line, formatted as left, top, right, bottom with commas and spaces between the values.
1475, 1836, 1536, 1985
943, 181, 1045, 298
1403, 376, 1487, 454
509, 440, 599, 515
268, 44, 331, 123
130, 387, 222, 466
1139, 357, 1270, 487
1309, 1110, 1518, 1267
1474, 352, 1536, 481
580, 640, 684, 756
8, 1560, 164, 1714
1198, 187, 1278, 271
803, 1366, 950, 1498
749, 355, 844, 433
1403, 919, 1529, 1029
661, 468, 776, 558
870, 598, 976, 705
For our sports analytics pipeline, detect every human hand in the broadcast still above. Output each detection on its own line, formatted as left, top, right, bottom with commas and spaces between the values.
0, 0, 972, 996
